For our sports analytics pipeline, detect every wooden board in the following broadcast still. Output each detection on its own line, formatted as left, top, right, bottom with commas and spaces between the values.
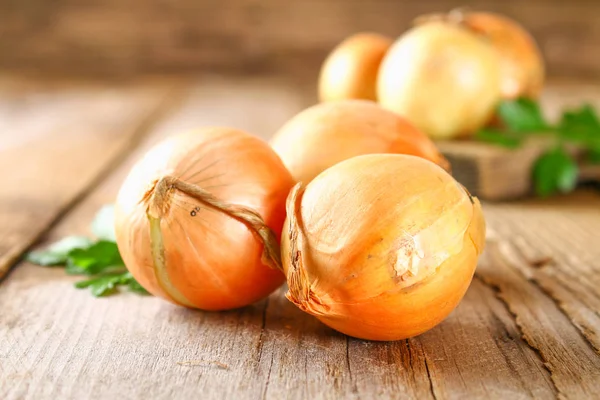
1, 77, 600, 399
437, 82, 600, 201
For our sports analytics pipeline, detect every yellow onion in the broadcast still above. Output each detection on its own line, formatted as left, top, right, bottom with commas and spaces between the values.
281, 154, 485, 341
271, 100, 449, 184
377, 21, 501, 139
319, 33, 392, 102
114, 127, 294, 310
418, 10, 544, 99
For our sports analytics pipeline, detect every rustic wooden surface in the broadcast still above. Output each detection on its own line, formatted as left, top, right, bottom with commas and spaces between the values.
1, 0, 600, 79
1, 75, 600, 399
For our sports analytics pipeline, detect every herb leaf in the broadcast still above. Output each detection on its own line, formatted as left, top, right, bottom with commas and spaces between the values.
66, 240, 124, 275
75, 271, 146, 297
498, 98, 549, 133
25, 208, 147, 298
533, 147, 578, 197
91, 204, 117, 242
474, 128, 523, 149
558, 105, 600, 150
25, 236, 93, 266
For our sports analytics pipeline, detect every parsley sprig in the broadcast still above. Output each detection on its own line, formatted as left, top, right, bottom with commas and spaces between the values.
26, 205, 148, 297
475, 98, 600, 197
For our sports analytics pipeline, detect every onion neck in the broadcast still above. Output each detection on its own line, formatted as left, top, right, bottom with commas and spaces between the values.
284, 183, 330, 316
146, 176, 177, 220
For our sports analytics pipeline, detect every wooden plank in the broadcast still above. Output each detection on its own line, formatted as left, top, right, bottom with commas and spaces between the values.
485, 191, 600, 353
1, 1, 600, 79
0, 78, 177, 280
416, 278, 556, 399
3, 77, 597, 399
477, 241, 600, 398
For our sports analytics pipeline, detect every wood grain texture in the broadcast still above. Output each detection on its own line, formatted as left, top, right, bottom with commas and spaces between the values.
478, 242, 600, 398
2, 77, 599, 399
0, 0, 599, 79
0, 78, 176, 280
485, 192, 600, 354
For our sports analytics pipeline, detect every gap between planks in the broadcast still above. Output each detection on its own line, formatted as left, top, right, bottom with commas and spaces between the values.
0, 78, 188, 281
477, 240, 600, 398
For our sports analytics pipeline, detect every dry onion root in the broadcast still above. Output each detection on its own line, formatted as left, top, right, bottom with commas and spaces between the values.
377, 21, 502, 139
417, 10, 545, 99
271, 100, 449, 184
281, 154, 486, 341
114, 128, 294, 311
318, 33, 393, 102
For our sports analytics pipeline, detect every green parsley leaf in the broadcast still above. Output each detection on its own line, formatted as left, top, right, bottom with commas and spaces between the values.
588, 148, 600, 164
75, 271, 144, 297
474, 128, 523, 149
26, 236, 93, 266
91, 204, 117, 242
498, 98, 549, 133
66, 240, 124, 275
533, 147, 578, 197
558, 105, 600, 149
127, 279, 150, 295
26, 206, 149, 298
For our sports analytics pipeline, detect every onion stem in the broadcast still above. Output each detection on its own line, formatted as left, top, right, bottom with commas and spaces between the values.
150, 176, 283, 272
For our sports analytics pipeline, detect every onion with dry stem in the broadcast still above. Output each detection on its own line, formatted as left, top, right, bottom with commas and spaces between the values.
271, 100, 449, 184
377, 21, 501, 139
417, 10, 544, 99
318, 33, 393, 102
281, 154, 486, 341
114, 128, 294, 310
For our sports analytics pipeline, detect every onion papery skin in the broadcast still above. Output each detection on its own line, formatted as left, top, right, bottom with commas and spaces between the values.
457, 12, 544, 99
281, 154, 486, 341
319, 33, 393, 102
377, 22, 502, 139
115, 128, 294, 311
270, 100, 449, 184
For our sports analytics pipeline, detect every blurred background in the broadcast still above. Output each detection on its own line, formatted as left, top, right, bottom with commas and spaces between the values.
1, 0, 597, 79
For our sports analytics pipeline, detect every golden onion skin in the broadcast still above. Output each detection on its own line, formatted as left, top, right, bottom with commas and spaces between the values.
271, 100, 449, 184
281, 154, 486, 341
115, 128, 294, 311
319, 33, 392, 102
377, 22, 502, 139
460, 12, 545, 99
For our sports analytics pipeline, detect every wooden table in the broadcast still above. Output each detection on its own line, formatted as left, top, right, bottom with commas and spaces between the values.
1, 75, 599, 399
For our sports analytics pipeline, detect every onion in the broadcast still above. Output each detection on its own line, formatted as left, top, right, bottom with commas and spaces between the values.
270, 100, 449, 184
377, 21, 501, 139
460, 12, 544, 99
417, 10, 544, 99
281, 154, 486, 341
114, 128, 294, 310
319, 33, 392, 102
